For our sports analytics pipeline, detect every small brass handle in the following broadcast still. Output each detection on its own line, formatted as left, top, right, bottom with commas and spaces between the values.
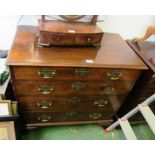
100, 86, 115, 95
68, 97, 81, 104
94, 99, 108, 107
106, 69, 122, 80
65, 111, 78, 118
37, 115, 51, 122
89, 113, 102, 120
38, 68, 56, 79
75, 68, 90, 76
37, 101, 52, 109
38, 85, 54, 94
72, 82, 86, 91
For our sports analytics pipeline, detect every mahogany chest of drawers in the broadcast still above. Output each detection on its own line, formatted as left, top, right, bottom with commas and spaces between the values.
6, 26, 147, 128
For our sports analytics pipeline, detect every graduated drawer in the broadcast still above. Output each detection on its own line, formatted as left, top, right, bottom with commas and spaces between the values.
15, 81, 134, 96
18, 96, 116, 112
12, 66, 141, 81
21, 111, 114, 124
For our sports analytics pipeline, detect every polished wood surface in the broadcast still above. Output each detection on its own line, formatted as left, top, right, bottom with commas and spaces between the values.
13, 66, 141, 81
6, 26, 147, 69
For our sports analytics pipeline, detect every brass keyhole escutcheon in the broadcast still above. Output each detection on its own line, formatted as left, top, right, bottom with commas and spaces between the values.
72, 82, 86, 91
65, 111, 78, 118
68, 97, 82, 104
107, 69, 122, 80
75, 68, 90, 76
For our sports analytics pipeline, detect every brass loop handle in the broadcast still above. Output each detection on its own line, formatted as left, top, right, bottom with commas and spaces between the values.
65, 111, 78, 117
75, 68, 90, 76
68, 97, 81, 104
100, 86, 115, 95
72, 82, 86, 91
94, 99, 108, 107
38, 85, 54, 94
37, 101, 52, 109
38, 68, 56, 79
106, 69, 122, 80
89, 113, 102, 120
37, 115, 51, 122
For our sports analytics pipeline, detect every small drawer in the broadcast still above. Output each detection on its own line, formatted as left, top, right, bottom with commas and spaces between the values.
75, 34, 103, 45
40, 32, 74, 45
18, 96, 115, 112
21, 111, 114, 124
15, 81, 134, 96
13, 66, 141, 81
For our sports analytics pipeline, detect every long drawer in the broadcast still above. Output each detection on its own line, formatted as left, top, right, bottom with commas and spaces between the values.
21, 111, 114, 124
17, 96, 120, 112
15, 81, 134, 96
13, 66, 141, 81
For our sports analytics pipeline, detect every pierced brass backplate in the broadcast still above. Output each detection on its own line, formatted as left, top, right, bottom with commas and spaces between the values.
106, 69, 122, 80
100, 85, 115, 95
38, 68, 56, 79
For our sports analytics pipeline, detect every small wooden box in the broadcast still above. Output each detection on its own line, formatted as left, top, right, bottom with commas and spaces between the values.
39, 20, 103, 46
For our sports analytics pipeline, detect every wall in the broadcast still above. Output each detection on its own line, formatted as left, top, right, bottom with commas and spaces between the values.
0, 15, 155, 50
98, 15, 155, 40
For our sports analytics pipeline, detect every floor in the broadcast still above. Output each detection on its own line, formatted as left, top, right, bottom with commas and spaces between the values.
22, 123, 155, 140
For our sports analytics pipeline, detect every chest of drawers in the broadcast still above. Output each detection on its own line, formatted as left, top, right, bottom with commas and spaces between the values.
6, 26, 147, 128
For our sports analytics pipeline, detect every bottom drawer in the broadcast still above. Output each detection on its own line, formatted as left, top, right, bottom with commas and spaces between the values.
21, 111, 114, 124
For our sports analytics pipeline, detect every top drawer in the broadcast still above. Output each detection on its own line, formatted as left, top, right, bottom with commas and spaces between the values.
40, 32, 75, 45
12, 66, 141, 81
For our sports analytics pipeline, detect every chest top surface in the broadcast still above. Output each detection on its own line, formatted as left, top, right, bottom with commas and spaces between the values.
6, 26, 147, 69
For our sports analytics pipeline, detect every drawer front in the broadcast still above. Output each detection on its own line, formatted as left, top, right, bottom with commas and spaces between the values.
13, 66, 141, 81
18, 96, 115, 112
15, 81, 134, 96
75, 34, 103, 45
22, 111, 114, 124
40, 32, 74, 45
